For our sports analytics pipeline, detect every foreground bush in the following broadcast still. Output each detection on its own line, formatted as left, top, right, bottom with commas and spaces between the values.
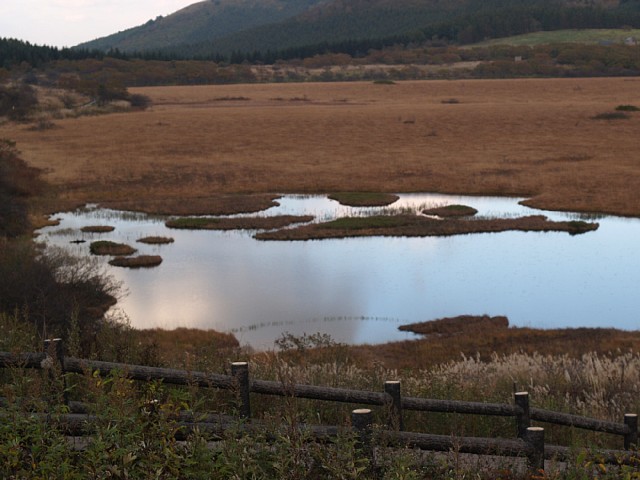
0, 140, 123, 357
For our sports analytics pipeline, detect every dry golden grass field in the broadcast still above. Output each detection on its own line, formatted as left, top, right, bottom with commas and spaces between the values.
2, 77, 640, 216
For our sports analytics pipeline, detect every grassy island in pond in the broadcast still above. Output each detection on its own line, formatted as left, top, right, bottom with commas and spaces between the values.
328, 192, 399, 207
81, 225, 115, 233
166, 215, 314, 230
137, 236, 174, 245
423, 204, 479, 217
109, 255, 163, 268
255, 214, 598, 240
89, 240, 136, 256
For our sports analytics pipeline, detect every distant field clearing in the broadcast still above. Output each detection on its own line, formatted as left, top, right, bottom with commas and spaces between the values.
473, 28, 640, 46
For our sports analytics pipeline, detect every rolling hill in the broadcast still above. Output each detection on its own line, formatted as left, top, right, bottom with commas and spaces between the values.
77, 0, 328, 52
78, 0, 640, 58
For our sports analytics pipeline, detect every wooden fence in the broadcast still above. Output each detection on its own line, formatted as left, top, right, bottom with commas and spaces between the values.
1, 339, 638, 474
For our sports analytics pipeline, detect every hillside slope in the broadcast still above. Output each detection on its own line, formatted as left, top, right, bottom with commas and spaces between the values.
78, 0, 640, 57
77, 0, 327, 52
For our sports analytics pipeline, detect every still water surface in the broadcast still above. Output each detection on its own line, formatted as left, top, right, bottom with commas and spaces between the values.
38, 194, 640, 350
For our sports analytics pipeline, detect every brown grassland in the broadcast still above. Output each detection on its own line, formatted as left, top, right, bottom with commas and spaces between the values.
2, 77, 640, 218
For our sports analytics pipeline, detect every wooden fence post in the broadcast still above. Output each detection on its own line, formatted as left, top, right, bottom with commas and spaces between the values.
525, 426, 545, 474
231, 361, 251, 419
352, 408, 373, 462
624, 413, 638, 450
514, 391, 530, 438
384, 380, 403, 431
43, 338, 68, 405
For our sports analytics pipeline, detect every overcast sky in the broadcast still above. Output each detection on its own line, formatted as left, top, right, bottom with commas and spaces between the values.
0, 0, 198, 48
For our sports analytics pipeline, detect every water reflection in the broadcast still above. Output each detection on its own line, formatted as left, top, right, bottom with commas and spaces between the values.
37, 194, 640, 350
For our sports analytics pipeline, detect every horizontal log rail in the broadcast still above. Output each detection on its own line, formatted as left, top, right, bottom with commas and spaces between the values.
402, 396, 519, 416
530, 407, 628, 436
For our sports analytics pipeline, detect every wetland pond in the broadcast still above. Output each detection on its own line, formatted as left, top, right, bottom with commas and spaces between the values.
38, 194, 640, 350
